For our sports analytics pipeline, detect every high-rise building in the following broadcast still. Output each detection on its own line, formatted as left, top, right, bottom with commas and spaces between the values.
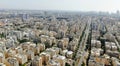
19, 14, 29, 22
31, 56, 42, 66
7, 57, 19, 66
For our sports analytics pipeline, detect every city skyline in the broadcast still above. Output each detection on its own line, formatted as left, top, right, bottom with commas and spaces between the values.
0, 0, 120, 13
0, 6, 119, 66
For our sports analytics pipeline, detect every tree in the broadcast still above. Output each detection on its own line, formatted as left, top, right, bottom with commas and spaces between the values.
65, 63, 70, 66
18, 39, 29, 43
44, 41, 51, 48
0, 33, 5, 38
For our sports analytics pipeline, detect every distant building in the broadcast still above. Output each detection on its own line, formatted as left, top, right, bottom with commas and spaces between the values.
116, 10, 120, 16
7, 57, 19, 66
53, 55, 66, 66
19, 14, 29, 22
31, 56, 42, 66
15, 53, 27, 65
0, 52, 5, 63
0, 63, 6, 66
47, 60, 60, 66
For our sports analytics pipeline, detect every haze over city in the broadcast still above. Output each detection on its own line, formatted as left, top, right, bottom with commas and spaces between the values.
0, 0, 120, 13
0, 0, 119, 66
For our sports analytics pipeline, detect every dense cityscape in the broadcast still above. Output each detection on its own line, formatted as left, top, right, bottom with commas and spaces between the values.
0, 10, 119, 66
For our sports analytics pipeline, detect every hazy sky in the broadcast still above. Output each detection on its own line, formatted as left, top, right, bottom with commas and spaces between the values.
0, 0, 119, 12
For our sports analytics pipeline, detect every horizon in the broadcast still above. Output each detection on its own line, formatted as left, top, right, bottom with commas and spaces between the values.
0, 0, 120, 13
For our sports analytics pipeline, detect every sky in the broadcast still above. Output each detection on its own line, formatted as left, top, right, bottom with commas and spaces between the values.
0, 0, 119, 13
